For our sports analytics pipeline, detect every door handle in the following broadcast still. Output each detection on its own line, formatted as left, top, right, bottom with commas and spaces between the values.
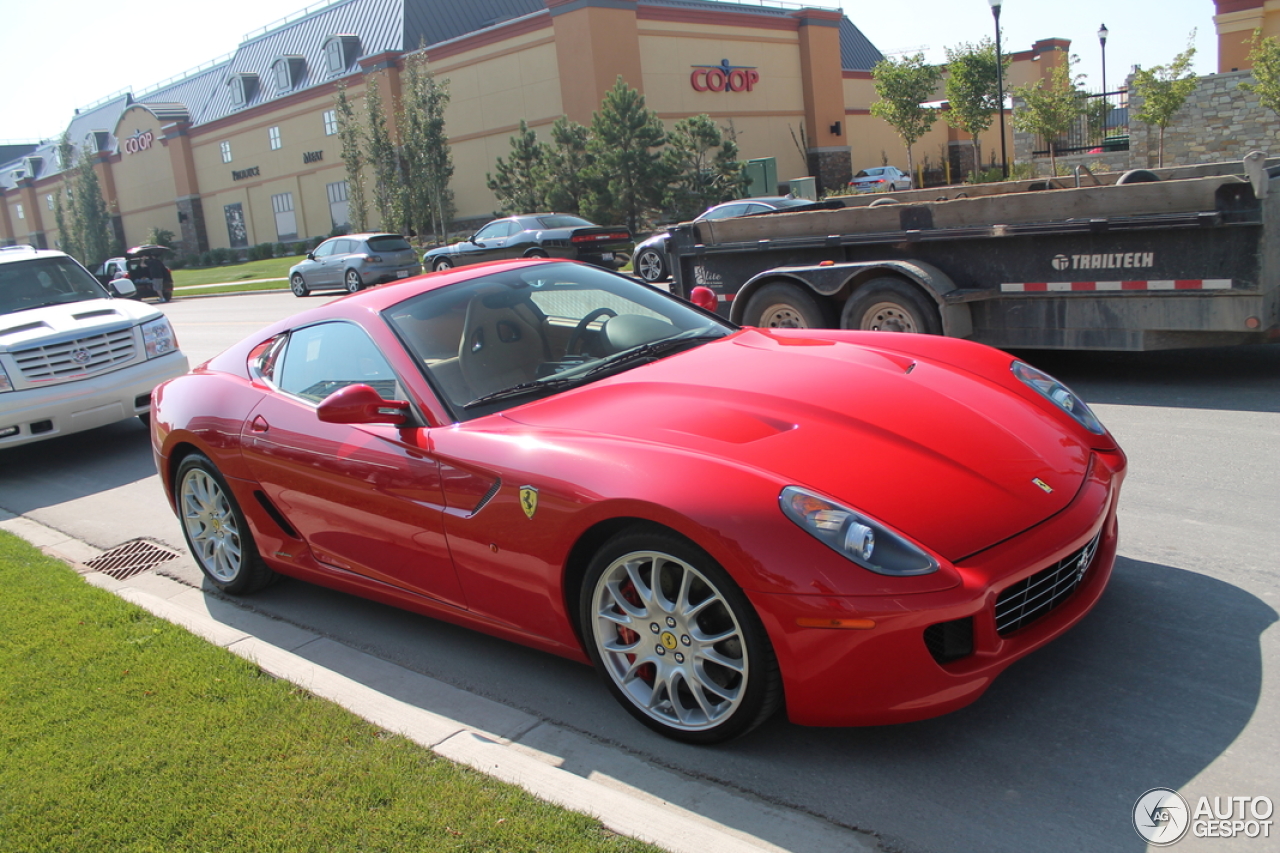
250, 415, 269, 433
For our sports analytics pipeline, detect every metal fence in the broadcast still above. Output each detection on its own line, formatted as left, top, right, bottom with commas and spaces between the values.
1030, 90, 1130, 156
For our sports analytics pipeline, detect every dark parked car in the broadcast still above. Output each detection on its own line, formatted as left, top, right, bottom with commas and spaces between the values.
633, 197, 815, 283
424, 214, 631, 272
289, 233, 422, 297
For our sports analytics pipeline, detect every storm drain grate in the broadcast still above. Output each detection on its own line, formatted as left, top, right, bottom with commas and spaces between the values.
85, 539, 181, 580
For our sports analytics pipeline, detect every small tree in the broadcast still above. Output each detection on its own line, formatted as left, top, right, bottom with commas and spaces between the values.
487, 120, 547, 214
944, 39, 1007, 178
541, 116, 595, 216
73, 149, 115, 267
1011, 57, 1086, 177
363, 75, 401, 233
1131, 36, 1199, 167
398, 51, 454, 239
55, 133, 80, 260
870, 53, 943, 179
334, 83, 370, 233
661, 114, 748, 222
586, 77, 668, 232
1241, 29, 1280, 117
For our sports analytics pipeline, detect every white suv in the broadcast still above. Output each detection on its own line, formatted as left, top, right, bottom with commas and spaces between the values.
0, 246, 188, 448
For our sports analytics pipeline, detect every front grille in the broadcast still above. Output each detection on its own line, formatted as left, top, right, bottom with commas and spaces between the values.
995, 531, 1102, 636
14, 327, 137, 382
924, 617, 974, 665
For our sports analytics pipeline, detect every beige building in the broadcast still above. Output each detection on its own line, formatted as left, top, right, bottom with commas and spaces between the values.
1, 0, 1059, 256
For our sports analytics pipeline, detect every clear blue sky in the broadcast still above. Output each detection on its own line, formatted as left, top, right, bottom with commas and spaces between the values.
2, 0, 1219, 144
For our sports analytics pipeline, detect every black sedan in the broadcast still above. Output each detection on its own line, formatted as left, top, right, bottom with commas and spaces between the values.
424, 214, 630, 272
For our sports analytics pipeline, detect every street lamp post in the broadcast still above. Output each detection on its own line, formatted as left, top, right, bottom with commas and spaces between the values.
1098, 23, 1109, 94
989, 0, 1008, 178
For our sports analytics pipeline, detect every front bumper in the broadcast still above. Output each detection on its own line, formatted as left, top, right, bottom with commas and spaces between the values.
0, 350, 189, 448
753, 449, 1125, 726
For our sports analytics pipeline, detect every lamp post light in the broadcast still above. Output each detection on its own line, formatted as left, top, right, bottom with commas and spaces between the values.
1098, 23, 1109, 94
989, 0, 1008, 178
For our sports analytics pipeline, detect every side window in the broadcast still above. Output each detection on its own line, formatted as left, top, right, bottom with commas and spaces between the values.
474, 221, 509, 240
703, 204, 747, 221
276, 322, 403, 404
312, 241, 335, 258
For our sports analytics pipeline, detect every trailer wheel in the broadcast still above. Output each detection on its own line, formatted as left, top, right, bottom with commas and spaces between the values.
741, 282, 833, 329
842, 278, 942, 335
1117, 169, 1161, 184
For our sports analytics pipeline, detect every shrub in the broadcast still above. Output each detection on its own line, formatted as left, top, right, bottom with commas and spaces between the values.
211, 247, 232, 265
198, 251, 214, 267
291, 242, 308, 256
273, 242, 288, 258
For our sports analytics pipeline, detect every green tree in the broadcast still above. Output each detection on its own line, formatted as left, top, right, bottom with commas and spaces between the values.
944, 39, 1007, 178
1131, 36, 1199, 167
660, 114, 748, 222
72, 149, 115, 267
586, 77, 668, 232
1241, 29, 1280, 117
55, 133, 80, 260
398, 51, 454, 240
363, 75, 401, 233
541, 116, 595, 215
1011, 57, 1086, 177
487, 119, 547, 214
870, 53, 943, 179
333, 82, 370, 233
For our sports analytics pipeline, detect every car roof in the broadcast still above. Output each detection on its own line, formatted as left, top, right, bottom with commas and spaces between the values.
0, 245, 71, 266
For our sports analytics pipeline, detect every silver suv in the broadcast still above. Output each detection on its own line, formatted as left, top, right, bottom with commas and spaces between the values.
0, 246, 188, 448
289, 233, 422, 296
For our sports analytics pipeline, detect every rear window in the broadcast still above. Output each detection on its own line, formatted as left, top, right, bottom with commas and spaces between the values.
0, 256, 108, 316
367, 236, 413, 252
536, 215, 595, 229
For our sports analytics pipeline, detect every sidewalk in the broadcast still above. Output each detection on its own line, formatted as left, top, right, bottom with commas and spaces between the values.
1, 512, 879, 853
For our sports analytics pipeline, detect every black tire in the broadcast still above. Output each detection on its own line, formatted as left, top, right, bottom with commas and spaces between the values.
869, 197, 898, 207
580, 528, 781, 744
524, 249, 549, 259
432, 257, 453, 272
290, 274, 309, 297
741, 281, 834, 329
635, 248, 668, 283
344, 269, 364, 293
1117, 169, 1161, 184
841, 277, 942, 335
175, 453, 278, 595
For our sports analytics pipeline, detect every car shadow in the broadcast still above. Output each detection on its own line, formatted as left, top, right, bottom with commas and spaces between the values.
186, 553, 1274, 853
1013, 344, 1280, 414
0, 419, 157, 514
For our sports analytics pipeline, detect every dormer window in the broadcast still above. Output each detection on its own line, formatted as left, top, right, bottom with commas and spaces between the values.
229, 72, 260, 107
272, 55, 306, 93
323, 35, 360, 75
22, 156, 43, 179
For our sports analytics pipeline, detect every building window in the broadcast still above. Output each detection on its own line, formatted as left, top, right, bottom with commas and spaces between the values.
228, 73, 259, 107
327, 180, 350, 230
15, 204, 23, 221
323, 109, 338, 136
221, 141, 232, 163
269, 126, 282, 150
272, 192, 298, 242
46, 194, 54, 211
323, 35, 359, 74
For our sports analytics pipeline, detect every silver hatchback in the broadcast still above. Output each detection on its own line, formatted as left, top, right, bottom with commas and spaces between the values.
289, 233, 422, 296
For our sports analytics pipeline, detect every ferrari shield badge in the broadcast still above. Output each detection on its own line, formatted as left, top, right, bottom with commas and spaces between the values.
520, 486, 539, 519
1032, 478, 1054, 494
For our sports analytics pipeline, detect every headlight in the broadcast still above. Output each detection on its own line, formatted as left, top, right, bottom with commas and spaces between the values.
141, 317, 178, 359
1011, 361, 1104, 434
780, 486, 939, 576
0, 363, 12, 393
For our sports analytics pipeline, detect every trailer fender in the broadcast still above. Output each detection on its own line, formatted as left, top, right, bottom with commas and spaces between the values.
731, 260, 973, 338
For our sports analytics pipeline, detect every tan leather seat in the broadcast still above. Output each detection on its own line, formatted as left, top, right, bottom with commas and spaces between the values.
458, 295, 548, 398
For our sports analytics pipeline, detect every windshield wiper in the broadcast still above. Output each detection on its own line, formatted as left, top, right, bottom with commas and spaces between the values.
462, 329, 725, 410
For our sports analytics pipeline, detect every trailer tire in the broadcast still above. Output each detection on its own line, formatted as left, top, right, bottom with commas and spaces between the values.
842, 278, 942, 335
741, 282, 834, 329
1117, 169, 1161, 184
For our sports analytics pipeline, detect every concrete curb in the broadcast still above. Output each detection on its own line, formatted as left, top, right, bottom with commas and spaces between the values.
1, 514, 879, 853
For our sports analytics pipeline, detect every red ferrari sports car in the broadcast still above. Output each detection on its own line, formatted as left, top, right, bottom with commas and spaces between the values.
152, 259, 1126, 743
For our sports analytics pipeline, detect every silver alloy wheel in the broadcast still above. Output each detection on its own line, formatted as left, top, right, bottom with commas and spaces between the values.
858, 300, 919, 332
636, 249, 665, 282
590, 549, 749, 732
180, 466, 243, 584
345, 270, 362, 292
433, 257, 453, 272
290, 274, 308, 297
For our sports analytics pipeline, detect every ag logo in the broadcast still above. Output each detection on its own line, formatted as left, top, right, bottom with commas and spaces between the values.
1052, 254, 1071, 270
1133, 788, 1190, 846
519, 486, 538, 520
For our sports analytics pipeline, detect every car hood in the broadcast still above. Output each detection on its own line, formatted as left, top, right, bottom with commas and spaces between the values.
502, 329, 1092, 561
0, 297, 161, 351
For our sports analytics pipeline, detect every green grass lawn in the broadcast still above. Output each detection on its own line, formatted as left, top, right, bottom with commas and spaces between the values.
0, 531, 656, 853
172, 256, 298, 288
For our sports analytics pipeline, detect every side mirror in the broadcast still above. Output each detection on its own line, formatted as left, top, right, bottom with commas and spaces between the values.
306, 252, 315, 260
111, 278, 138, 298
689, 286, 718, 313
317, 384, 410, 426
468, 234, 480, 244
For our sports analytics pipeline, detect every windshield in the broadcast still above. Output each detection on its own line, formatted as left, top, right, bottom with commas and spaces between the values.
384, 262, 733, 421
367, 236, 413, 252
536, 215, 595, 229
0, 256, 111, 316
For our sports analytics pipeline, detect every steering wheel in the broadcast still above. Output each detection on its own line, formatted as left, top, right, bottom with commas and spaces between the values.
566, 307, 618, 355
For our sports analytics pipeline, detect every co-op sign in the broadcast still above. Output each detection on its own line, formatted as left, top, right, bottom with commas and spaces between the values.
691, 59, 759, 92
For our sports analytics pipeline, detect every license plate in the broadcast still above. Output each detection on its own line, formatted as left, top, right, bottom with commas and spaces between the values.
397, 270, 409, 278
600, 253, 613, 261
